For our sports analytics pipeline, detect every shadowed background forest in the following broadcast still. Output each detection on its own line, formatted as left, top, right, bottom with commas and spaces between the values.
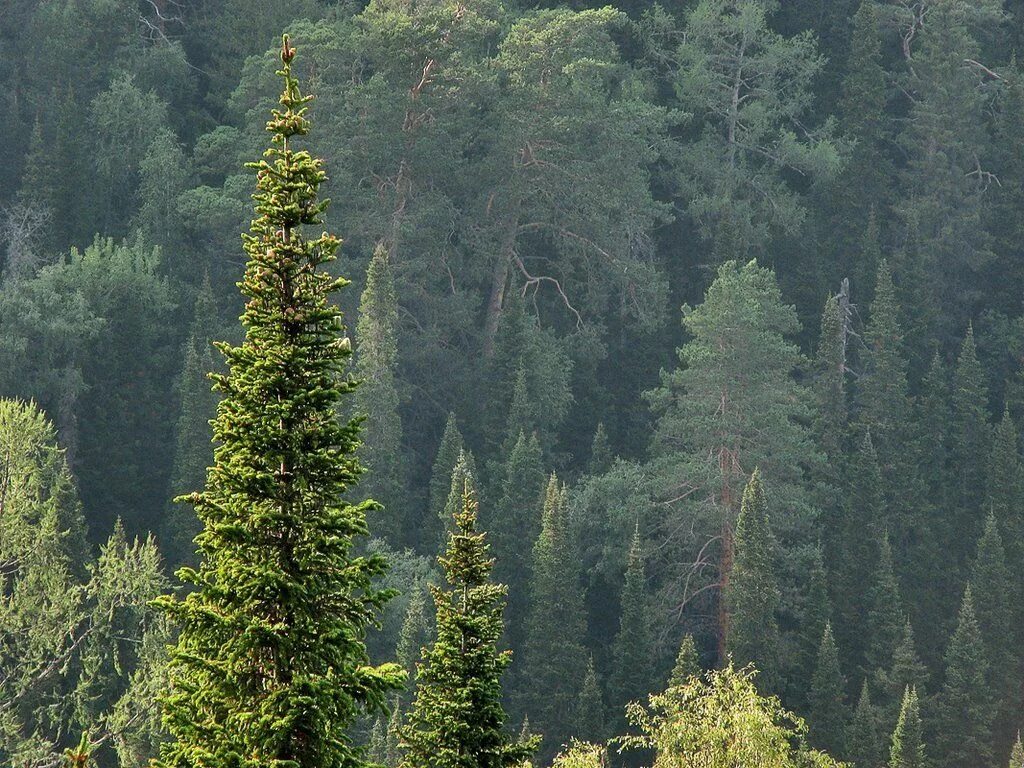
2, 1, 1024, 767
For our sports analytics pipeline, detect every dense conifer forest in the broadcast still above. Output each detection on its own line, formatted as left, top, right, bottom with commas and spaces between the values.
3, 1, 1024, 766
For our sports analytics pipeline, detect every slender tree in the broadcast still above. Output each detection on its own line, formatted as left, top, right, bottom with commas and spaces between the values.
725, 469, 781, 694
889, 687, 925, 768
400, 480, 538, 768
355, 244, 408, 546
520, 475, 588, 757
808, 623, 848, 757
669, 635, 701, 688
934, 586, 993, 768
576, 658, 606, 744
950, 325, 991, 553
424, 413, 463, 552
156, 38, 403, 768
610, 525, 655, 717
847, 681, 880, 768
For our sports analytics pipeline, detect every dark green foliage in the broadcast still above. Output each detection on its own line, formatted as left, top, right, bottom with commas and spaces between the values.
609, 526, 654, 718
424, 413, 464, 553
355, 244, 408, 546
575, 658, 605, 744
934, 587, 994, 768
950, 325, 991, 548
848, 681, 881, 768
587, 422, 614, 476
889, 687, 925, 768
156, 41, 403, 768
669, 635, 701, 689
865, 536, 905, 682
400, 481, 538, 768
725, 469, 781, 694
876, 621, 929, 725
814, 293, 849, 465
808, 623, 848, 757
520, 476, 588, 757
488, 430, 545, 653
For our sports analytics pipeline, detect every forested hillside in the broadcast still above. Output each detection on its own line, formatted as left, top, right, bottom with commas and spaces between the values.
2, 1, 1024, 767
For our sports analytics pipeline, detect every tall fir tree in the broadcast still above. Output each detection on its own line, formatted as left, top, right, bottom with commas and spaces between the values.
889, 687, 925, 768
155, 38, 403, 768
724, 469, 781, 694
970, 512, 1017, 744
439, 450, 479, 545
423, 413, 463, 553
934, 586, 994, 768
488, 430, 545, 654
814, 292, 849, 467
876, 621, 929, 726
519, 475, 588, 759
609, 525, 655, 720
809, 622, 848, 757
355, 244, 408, 546
864, 535, 905, 682
950, 324, 991, 557
575, 657, 605, 745
987, 407, 1024, 633
848, 681, 881, 768
1010, 734, 1024, 768
395, 582, 431, 707
669, 635, 701, 688
399, 480, 537, 768
587, 422, 613, 476
798, 544, 833, 697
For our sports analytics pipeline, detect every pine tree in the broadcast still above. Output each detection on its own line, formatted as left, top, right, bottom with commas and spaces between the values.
889, 687, 925, 768
399, 480, 538, 768
950, 325, 991, 554
439, 450, 479, 545
669, 635, 701, 688
987, 408, 1024, 630
848, 681, 881, 768
1009, 734, 1024, 768
489, 430, 545, 653
609, 525, 655, 718
864, 535, 905, 680
876, 621, 928, 724
156, 38, 403, 768
575, 657, 605, 744
970, 512, 1016, 742
799, 545, 833, 695
423, 413, 463, 553
355, 243, 408, 545
934, 586, 993, 768
809, 623, 848, 757
520, 475, 588, 758
725, 469, 781, 694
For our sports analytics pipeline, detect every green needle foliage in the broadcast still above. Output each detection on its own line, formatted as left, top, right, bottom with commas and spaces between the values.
156, 37, 403, 768
889, 687, 924, 768
400, 480, 538, 768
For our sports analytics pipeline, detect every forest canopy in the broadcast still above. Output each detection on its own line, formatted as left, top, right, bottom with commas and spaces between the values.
3, 1, 1024, 767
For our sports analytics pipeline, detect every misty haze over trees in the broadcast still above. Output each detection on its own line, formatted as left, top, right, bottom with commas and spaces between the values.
1, 1, 1024, 767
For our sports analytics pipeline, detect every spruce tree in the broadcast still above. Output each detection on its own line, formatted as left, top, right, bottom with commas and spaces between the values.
423, 413, 463, 552
669, 635, 701, 688
489, 429, 545, 653
440, 450, 479, 544
724, 469, 781, 694
575, 657, 605, 744
395, 583, 430, 706
876, 621, 928, 724
156, 38, 403, 768
950, 325, 991, 550
609, 525, 655, 718
799, 545, 833, 696
864, 535, 905, 681
1010, 734, 1024, 768
809, 622, 848, 757
520, 475, 588, 758
889, 687, 925, 768
934, 586, 993, 768
399, 480, 537, 768
354, 243, 408, 545
970, 512, 1016, 741
987, 408, 1024, 629
848, 681, 881, 768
